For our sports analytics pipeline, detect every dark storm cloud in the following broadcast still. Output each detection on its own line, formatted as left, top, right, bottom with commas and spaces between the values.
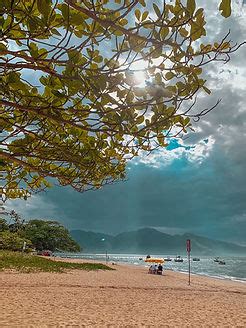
8, 148, 246, 245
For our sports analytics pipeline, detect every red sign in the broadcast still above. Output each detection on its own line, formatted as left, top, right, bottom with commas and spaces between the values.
186, 239, 191, 252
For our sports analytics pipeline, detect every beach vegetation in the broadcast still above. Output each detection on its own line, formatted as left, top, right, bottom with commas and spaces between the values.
23, 219, 81, 252
0, 231, 32, 251
0, 218, 9, 231
0, 215, 80, 252
0, 251, 114, 272
0, 0, 240, 199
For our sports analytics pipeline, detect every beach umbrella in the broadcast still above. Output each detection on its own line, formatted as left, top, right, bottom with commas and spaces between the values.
144, 258, 165, 264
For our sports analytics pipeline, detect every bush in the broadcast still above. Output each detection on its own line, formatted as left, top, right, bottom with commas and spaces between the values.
0, 231, 31, 251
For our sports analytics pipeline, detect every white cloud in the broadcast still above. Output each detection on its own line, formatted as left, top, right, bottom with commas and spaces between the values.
186, 137, 215, 164
132, 1, 246, 170
6, 194, 59, 221
133, 136, 215, 168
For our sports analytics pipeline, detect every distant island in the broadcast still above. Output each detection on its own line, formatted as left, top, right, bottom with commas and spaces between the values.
70, 228, 246, 256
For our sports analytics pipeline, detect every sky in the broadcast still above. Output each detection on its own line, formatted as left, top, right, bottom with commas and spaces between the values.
4, 1, 246, 246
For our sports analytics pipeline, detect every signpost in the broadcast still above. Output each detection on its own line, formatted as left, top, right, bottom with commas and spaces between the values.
101, 238, 108, 263
186, 239, 191, 285
22, 241, 27, 253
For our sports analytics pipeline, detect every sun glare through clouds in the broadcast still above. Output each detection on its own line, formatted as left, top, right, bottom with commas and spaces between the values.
130, 59, 149, 87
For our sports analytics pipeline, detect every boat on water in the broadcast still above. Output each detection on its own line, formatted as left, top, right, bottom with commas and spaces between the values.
192, 258, 200, 261
164, 256, 172, 261
214, 257, 220, 262
174, 256, 183, 263
218, 260, 226, 265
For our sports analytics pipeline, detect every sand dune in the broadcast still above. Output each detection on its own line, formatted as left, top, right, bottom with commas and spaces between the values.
0, 259, 245, 327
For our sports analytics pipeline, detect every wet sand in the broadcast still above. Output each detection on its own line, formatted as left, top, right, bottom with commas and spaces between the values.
0, 258, 245, 327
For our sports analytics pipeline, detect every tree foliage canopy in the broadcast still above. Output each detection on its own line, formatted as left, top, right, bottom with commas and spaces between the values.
0, 0, 241, 198
0, 217, 9, 231
24, 219, 80, 252
0, 230, 32, 251
0, 216, 80, 252
0, 215, 32, 250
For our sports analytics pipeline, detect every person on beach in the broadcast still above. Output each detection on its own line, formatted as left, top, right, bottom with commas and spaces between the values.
149, 264, 156, 274
157, 264, 163, 275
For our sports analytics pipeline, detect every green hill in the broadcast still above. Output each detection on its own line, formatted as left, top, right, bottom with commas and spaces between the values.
70, 228, 246, 256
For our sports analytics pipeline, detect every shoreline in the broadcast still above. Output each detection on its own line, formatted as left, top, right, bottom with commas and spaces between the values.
1, 257, 245, 327
53, 255, 246, 286
171, 268, 246, 284
55, 254, 246, 284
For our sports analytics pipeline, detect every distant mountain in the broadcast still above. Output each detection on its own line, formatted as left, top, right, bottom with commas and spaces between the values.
70, 228, 246, 256
70, 230, 113, 252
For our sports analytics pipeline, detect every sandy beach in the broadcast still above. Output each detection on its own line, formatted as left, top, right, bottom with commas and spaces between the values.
0, 258, 245, 327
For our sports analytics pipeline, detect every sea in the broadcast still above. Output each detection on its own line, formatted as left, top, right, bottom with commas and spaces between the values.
56, 253, 246, 283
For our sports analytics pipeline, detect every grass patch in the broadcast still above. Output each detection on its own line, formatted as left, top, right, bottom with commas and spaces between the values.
0, 251, 114, 273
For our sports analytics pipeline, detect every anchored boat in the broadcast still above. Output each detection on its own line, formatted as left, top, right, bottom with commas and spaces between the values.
218, 260, 226, 265
174, 256, 183, 263
164, 256, 172, 261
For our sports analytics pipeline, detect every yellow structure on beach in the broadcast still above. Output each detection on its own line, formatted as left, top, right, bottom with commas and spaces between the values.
144, 258, 165, 264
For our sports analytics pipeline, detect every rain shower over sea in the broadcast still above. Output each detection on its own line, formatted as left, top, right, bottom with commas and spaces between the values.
57, 253, 246, 283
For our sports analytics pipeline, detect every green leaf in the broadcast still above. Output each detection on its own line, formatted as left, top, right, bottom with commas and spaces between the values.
0, 42, 7, 53
29, 42, 39, 58
51, 28, 62, 36
142, 11, 149, 21
187, 0, 196, 15
220, 42, 231, 50
153, 4, 161, 18
60, 3, 69, 21
136, 116, 144, 124
202, 86, 211, 94
179, 28, 188, 37
152, 46, 162, 58
157, 134, 165, 145
94, 55, 103, 63
37, 0, 51, 19
119, 18, 128, 26
139, 0, 146, 7
155, 73, 162, 84
52, 90, 66, 98
40, 76, 47, 86
7, 72, 20, 84
160, 27, 169, 39
70, 13, 86, 26
190, 14, 206, 42
97, 75, 107, 91
219, 0, 231, 18
135, 9, 141, 21
113, 29, 123, 36
165, 72, 175, 80
67, 49, 81, 63
38, 48, 48, 59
